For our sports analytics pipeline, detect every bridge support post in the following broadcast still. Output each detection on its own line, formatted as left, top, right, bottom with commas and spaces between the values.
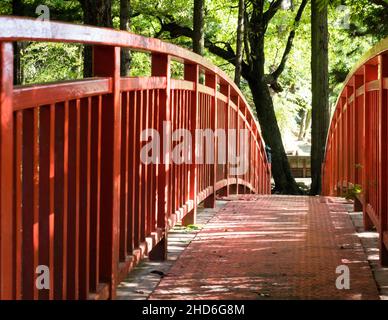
0, 42, 14, 300
93, 45, 122, 299
149, 53, 171, 261
182, 63, 199, 226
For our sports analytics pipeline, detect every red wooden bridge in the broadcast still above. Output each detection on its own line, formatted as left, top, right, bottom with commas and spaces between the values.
0, 17, 387, 300
322, 37, 388, 266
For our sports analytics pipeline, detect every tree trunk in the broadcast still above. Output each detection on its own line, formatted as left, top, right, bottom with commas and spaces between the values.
250, 78, 302, 194
310, 0, 329, 195
193, 0, 205, 55
13, 0, 24, 85
120, 0, 131, 76
243, 12, 252, 71
298, 109, 306, 141
303, 109, 312, 141
234, 0, 244, 87
80, 0, 113, 77
247, 15, 302, 195
298, 108, 312, 141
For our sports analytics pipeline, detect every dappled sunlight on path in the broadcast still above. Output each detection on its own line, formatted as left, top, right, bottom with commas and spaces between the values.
149, 196, 379, 300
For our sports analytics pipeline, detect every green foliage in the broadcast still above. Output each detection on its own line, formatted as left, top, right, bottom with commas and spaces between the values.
0, 0, 11, 14
129, 52, 151, 77
4, 0, 387, 142
185, 224, 201, 231
345, 184, 363, 200
355, 163, 364, 169
22, 42, 83, 84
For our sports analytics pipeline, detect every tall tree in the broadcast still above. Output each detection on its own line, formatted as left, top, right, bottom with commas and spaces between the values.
234, 0, 245, 87
120, 0, 131, 76
79, 0, 113, 77
244, 0, 308, 194
310, 0, 329, 195
193, 0, 205, 55
155, 0, 309, 194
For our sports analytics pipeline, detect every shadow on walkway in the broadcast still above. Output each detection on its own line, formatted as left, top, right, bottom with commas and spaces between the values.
147, 196, 379, 300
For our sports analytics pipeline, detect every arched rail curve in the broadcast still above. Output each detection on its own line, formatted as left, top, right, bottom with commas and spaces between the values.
322, 37, 388, 266
0, 16, 271, 299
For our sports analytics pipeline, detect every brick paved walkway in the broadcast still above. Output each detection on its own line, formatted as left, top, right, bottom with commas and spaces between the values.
149, 196, 379, 300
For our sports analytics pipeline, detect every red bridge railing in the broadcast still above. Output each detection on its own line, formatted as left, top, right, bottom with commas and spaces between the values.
322, 37, 388, 266
0, 17, 271, 299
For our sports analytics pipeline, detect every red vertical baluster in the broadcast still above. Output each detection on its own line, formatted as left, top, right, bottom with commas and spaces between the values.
89, 96, 101, 293
140, 90, 148, 242
219, 83, 228, 195
204, 73, 216, 208
169, 90, 179, 213
226, 87, 230, 196
236, 99, 239, 193
38, 104, 55, 300
134, 91, 141, 249
363, 64, 378, 231
344, 92, 348, 191
173, 89, 177, 215
79, 97, 91, 299
354, 75, 363, 187
119, 92, 129, 262
147, 90, 153, 237
179, 89, 184, 209
14, 111, 23, 299
67, 99, 80, 299
22, 107, 39, 300
53, 101, 68, 299
127, 91, 136, 254
150, 90, 157, 233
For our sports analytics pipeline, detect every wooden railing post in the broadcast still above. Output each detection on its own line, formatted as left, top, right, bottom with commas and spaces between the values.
93, 45, 121, 299
0, 42, 14, 300
204, 72, 217, 208
379, 54, 388, 266
149, 53, 171, 261
183, 63, 199, 226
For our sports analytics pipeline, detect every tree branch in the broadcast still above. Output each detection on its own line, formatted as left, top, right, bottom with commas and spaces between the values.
244, 11, 253, 72
157, 19, 252, 81
263, 0, 283, 24
158, 20, 194, 38
271, 0, 308, 81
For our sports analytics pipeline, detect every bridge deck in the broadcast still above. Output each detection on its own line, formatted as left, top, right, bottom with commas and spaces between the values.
149, 196, 379, 300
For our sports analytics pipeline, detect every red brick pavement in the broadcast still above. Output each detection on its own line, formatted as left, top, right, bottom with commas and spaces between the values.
149, 196, 379, 300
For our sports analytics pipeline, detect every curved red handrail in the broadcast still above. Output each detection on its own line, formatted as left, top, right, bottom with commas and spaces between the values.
0, 17, 271, 299
322, 37, 388, 266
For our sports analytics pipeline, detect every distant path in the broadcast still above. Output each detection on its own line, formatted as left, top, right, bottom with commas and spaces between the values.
149, 196, 379, 300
